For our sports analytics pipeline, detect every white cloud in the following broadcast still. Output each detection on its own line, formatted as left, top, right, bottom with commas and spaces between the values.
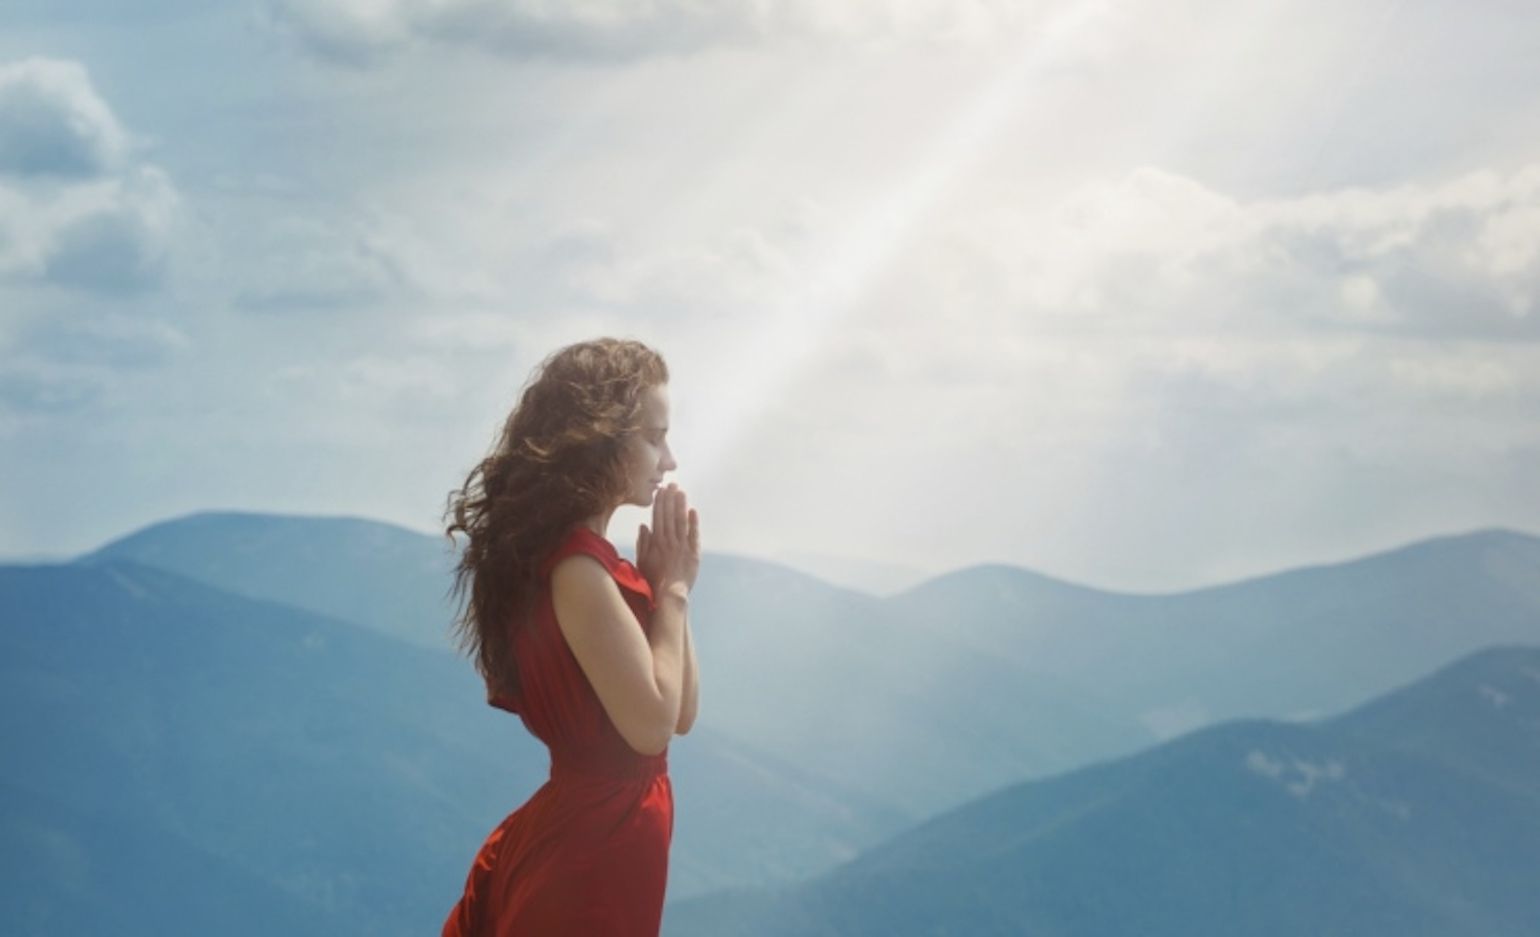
508, 161, 1540, 403
0, 58, 178, 293
570, 224, 799, 318
265, 0, 1087, 63
0, 57, 128, 177
0, 364, 103, 422
0, 56, 185, 427
0, 309, 191, 427
46, 168, 179, 291
575, 159, 1540, 588
12, 311, 190, 369
228, 211, 419, 312
0, 166, 178, 293
405, 310, 534, 351
944, 163, 1540, 340
2, 1, 1536, 586
260, 0, 416, 65
337, 353, 461, 401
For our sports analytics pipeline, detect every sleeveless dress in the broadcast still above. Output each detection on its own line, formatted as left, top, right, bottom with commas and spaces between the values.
441, 524, 673, 937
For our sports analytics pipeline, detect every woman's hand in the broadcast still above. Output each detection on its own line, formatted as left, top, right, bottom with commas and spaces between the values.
636, 482, 700, 597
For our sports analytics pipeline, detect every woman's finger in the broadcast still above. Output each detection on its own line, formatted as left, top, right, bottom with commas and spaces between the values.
668, 485, 682, 542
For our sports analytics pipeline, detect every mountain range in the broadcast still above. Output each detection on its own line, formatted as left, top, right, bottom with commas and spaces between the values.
86, 513, 1540, 817
2, 511, 1536, 932
662, 644, 1540, 936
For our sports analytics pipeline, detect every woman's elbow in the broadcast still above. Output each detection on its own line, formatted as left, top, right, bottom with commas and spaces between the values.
674, 705, 697, 736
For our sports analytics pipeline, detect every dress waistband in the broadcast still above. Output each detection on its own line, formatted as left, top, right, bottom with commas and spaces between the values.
549, 748, 668, 783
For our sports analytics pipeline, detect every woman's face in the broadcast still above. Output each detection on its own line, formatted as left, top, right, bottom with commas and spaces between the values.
619, 383, 676, 506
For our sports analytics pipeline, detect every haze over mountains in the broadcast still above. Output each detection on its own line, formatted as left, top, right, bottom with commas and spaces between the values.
85, 513, 1540, 813
665, 645, 1540, 936
4, 511, 1538, 934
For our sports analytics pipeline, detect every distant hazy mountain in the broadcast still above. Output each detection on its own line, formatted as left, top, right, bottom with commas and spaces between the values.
892, 528, 1540, 741
73, 513, 1540, 836
768, 547, 933, 597
663, 645, 1540, 937
0, 779, 335, 937
685, 551, 1151, 815
19, 513, 1537, 932
0, 557, 901, 934
669, 725, 910, 893
77, 512, 1160, 817
0, 559, 521, 936
79, 511, 462, 650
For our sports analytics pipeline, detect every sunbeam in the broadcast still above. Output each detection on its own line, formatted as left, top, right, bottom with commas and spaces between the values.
686, 0, 1132, 481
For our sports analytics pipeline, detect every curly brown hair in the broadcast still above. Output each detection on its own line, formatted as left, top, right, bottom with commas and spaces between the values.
442, 337, 669, 703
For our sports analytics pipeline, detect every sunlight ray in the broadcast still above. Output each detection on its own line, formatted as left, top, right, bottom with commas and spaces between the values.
685, 1, 1130, 481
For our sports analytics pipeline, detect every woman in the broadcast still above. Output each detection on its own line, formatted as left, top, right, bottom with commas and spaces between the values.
439, 337, 700, 936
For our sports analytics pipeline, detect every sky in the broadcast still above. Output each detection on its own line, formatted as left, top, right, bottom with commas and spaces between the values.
1, 0, 1537, 593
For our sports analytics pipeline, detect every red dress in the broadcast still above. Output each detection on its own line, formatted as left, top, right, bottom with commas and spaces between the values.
442, 524, 673, 937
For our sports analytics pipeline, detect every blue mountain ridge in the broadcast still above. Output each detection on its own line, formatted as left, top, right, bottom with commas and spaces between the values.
10, 512, 1538, 929
663, 645, 1540, 937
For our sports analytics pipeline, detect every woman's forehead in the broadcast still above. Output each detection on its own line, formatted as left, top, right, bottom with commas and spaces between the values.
643, 383, 669, 419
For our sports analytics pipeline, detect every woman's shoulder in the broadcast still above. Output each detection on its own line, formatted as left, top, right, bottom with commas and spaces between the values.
540, 525, 654, 605
539, 524, 606, 577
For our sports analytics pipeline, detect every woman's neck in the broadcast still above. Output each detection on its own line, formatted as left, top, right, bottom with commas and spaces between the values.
580, 508, 615, 539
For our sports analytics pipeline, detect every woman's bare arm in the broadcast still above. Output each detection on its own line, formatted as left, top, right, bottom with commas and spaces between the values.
675, 612, 698, 734
553, 557, 688, 757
